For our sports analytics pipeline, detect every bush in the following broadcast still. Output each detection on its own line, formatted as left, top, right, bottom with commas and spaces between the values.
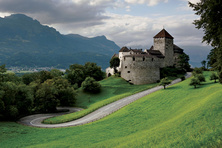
81, 77, 101, 93
192, 67, 203, 76
160, 66, 185, 79
210, 72, 219, 83
196, 74, 206, 83
189, 77, 200, 88
180, 76, 185, 81
159, 77, 172, 89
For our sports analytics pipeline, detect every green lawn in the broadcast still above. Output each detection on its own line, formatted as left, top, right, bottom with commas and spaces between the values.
44, 76, 158, 123
0, 71, 221, 147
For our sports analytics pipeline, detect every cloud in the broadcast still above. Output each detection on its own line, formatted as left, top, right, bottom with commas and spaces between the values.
57, 12, 205, 49
0, 0, 115, 26
0, 0, 206, 49
124, 0, 168, 6
177, 0, 201, 11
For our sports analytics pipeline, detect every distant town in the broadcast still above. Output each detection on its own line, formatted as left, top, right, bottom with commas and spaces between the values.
7, 66, 66, 73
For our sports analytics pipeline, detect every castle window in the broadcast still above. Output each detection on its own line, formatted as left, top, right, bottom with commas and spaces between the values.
152, 58, 154, 62
128, 71, 130, 73
125, 66, 127, 68
133, 57, 135, 61
124, 57, 126, 61
143, 56, 145, 61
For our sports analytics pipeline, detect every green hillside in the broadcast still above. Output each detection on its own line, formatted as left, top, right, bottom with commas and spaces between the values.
0, 72, 221, 147
0, 14, 119, 69
43, 76, 158, 124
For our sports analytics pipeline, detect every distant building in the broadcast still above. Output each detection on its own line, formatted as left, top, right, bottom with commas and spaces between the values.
106, 29, 184, 85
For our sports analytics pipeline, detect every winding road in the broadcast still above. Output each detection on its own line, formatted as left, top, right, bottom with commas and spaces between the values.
18, 73, 192, 128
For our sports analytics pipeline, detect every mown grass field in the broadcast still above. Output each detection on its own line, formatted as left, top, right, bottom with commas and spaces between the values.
0, 71, 222, 147
44, 76, 158, 123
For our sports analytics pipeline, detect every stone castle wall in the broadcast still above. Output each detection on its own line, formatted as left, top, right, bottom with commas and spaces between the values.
121, 56, 164, 85
154, 38, 174, 67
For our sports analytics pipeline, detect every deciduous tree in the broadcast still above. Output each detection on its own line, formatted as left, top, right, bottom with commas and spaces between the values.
210, 72, 219, 83
159, 77, 171, 89
110, 57, 120, 74
189, 77, 200, 88
178, 53, 191, 71
189, 0, 222, 83
81, 77, 101, 93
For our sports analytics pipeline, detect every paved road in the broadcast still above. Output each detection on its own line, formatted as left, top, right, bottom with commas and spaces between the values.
18, 73, 192, 128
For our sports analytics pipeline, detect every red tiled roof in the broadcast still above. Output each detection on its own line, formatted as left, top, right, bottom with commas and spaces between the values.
154, 29, 174, 39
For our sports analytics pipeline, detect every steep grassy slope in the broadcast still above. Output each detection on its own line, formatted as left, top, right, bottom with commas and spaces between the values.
0, 72, 221, 147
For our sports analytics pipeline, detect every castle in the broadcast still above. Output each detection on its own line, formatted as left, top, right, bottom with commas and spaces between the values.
106, 29, 184, 85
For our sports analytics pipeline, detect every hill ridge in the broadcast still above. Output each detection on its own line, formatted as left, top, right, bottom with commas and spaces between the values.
0, 14, 120, 69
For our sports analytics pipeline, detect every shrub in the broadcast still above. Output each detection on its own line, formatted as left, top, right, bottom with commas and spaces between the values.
159, 77, 172, 89
81, 77, 101, 93
196, 74, 206, 83
189, 77, 200, 88
180, 76, 185, 81
210, 72, 219, 83
192, 67, 203, 76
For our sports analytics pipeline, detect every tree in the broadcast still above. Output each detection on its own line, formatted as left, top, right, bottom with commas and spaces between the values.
207, 48, 217, 69
210, 72, 219, 83
0, 81, 34, 119
201, 60, 206, 69
66, 64, 85, 87
159, 77, 172, 89
192, 67, 203, 76
50, 77, 77, 106
22, 72, 39, 85
110, 57, 120, 74
15, 84, 33, 115
178, 53, 191, 72
35, 81, 59, 112
39, 70, 53, 83
81, 77, 101, 93
50, 69, 63, 78
0, 64, 7, 82
66, 68, 85, 86
189, 77, 200, 88
84, 62, 105, 81
189, 0, 222, 83
196, 74, 206, 83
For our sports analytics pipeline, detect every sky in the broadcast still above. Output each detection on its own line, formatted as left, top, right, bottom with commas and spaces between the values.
0, 0, 209, 49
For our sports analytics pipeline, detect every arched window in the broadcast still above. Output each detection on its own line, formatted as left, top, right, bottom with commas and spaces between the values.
143, 56, 145, 61
133, 57, 135, 61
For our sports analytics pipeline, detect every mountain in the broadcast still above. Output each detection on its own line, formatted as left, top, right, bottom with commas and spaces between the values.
0, 14, 120, 69
181, 46, 212, 68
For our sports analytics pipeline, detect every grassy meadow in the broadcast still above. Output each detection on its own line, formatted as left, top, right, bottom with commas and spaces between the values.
44, 76, 158, 123
0, 71, 222, 147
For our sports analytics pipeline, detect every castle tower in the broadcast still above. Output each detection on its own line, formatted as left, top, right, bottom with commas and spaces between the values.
153, 29, 174, 67
118, 47, 130, 70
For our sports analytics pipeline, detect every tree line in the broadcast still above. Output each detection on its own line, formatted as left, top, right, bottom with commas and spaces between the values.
189, 0, 222, 83
0, 62, 105, 120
